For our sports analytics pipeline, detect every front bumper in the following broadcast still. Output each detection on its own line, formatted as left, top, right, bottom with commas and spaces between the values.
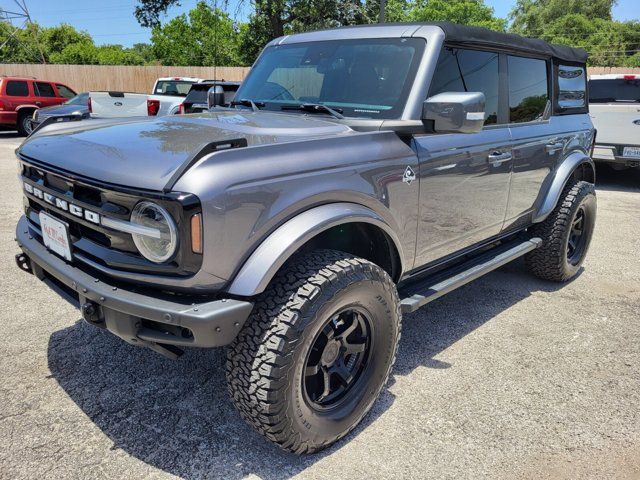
15, 216, 253, 355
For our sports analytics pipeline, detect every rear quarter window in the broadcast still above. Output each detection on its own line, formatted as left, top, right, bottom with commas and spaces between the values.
558, 65, 587, 109
5, 80, 29, 97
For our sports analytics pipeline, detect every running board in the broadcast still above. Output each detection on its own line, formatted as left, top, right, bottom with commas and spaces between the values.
399, 237, 542, 314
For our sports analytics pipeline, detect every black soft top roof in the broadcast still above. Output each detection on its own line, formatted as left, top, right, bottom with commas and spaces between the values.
426, 22, 587, 64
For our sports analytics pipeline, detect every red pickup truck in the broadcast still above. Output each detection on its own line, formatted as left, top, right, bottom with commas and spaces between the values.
0, 76, 76, 135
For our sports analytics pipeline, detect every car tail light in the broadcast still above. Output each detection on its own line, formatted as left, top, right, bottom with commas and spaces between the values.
87, 97, 92, 113
190, 213, 203, 254
147, 99, 160, 116
178, 103, 185, 114
623, 75, 637, 80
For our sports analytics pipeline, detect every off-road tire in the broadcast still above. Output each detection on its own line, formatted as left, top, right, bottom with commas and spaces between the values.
225, 249, 401, 454
525, 180, 596, 282
17, 111, 34, 136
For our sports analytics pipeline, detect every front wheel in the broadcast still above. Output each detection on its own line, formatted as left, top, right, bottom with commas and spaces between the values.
525, 180, 596, 281
225, 249, 401, 454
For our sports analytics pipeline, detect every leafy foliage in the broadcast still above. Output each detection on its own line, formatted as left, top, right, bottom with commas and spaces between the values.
150, 3, 242, 66
1, 0, 637, 67
509, 0, 640, 66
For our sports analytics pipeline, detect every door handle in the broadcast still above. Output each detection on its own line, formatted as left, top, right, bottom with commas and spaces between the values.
487, 151, 512, 165
545, 142, 564, 153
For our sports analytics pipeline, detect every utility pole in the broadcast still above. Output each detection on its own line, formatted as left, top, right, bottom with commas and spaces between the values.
0, 0, 46, 64
379, 0, 386, 23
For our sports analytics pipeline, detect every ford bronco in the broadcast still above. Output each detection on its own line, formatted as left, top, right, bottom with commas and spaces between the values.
14, 23, 596, 454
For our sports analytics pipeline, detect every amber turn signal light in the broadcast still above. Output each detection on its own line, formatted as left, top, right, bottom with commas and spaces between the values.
191, 213, 203, 254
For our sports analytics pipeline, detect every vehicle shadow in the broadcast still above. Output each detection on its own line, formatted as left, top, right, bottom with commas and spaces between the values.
595, 164, 640, 193
46, 259, 576, 479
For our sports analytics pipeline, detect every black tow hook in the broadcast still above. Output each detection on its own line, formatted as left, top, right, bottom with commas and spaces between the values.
81, 301, 102, 324
15, 253, 32, 274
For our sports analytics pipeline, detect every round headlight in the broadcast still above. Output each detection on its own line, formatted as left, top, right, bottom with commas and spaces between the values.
131, 201, 178, 263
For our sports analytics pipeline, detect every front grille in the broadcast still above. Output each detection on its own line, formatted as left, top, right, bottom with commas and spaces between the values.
20, 157, 202, 278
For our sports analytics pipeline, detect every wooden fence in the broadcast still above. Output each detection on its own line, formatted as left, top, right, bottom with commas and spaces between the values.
0, 64, 638, 95
0, 64, 251, 93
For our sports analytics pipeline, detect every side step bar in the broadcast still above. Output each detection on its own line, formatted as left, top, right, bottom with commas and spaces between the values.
399, 237, 542, 313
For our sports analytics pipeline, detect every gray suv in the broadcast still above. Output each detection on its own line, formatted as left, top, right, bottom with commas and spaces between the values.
14, 22, 596, 453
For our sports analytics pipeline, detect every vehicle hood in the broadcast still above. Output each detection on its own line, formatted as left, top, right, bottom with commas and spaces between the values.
18, 110, 353, 191
36, 103, 89, 118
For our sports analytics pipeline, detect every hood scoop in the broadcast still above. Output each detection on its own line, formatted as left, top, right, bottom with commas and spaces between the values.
163, 137, 247, 192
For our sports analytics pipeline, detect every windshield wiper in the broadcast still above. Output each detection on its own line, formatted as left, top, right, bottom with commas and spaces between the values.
230, 99, 264, 112
281, 103, 344, 119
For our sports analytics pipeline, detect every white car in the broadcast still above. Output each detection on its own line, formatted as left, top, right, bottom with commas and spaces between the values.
32, 91, 156, 129
147, 77, 204, 116
589, 74, 640, 169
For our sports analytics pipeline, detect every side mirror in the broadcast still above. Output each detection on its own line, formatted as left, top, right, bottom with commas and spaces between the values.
207, 85, 225, 109
422, 92, 486, 134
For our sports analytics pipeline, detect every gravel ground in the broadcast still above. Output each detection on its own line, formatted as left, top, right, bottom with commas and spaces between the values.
0, 131, 638, 480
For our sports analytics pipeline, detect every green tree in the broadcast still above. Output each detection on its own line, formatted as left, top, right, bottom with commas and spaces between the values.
509, 0, 640, 67
150, 2, 242, 66
384, 0, 507, 31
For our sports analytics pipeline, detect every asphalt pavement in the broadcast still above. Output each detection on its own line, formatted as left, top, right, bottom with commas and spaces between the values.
0, 131, 638, 480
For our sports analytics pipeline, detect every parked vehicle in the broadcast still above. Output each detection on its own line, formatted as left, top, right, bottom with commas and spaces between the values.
178, 80, 241, 113
31, 91, 161, 130
148, 76, 203, 116
14, 23, 596, 454
0, 75, 76, 135
588, 74, 640, 169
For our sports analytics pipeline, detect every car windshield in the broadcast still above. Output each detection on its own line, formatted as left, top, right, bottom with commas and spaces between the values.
234, 38, 425, 119
154, 80, 194, 97
589, 79, 640, 103
64, 93, 89, 106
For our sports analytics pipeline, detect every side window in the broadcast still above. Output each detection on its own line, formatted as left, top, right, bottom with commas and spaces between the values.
557, 65, 586, 109
428, 47, 500, 125
56, 84, 76, 99
508, 56, 549, 123
35, 82, 56, 97
6, 80, 29, 97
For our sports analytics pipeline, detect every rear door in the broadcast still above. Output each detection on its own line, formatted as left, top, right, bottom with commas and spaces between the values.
502, 55, 560, 230
34, 81, 62, 108
414, 47, 513, 267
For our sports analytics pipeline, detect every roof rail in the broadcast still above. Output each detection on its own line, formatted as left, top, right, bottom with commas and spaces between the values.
0, 74, 37, 79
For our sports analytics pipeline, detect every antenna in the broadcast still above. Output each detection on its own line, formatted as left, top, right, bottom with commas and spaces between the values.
0, 0, 46, 63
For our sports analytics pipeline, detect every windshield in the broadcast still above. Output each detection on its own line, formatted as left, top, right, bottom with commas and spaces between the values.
589, 79, 640, 103
64, 93, 89, 106
154, 80, 195, 97
234, 38, 425, 119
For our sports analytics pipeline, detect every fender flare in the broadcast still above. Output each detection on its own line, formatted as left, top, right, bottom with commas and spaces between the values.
533, 151, 595, 223
226, 202, 405, 297
16, 104, 39, 115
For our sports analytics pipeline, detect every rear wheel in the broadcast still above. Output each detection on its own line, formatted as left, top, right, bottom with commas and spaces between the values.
525, 180, 596, 281
225, 249, 401, 454
17, 111, 34, 136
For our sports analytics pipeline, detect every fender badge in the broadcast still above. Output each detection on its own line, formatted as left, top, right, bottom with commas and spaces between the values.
403, 166, 416, 185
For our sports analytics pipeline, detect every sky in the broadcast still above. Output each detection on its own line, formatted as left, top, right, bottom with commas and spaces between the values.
2, 0, 638, 47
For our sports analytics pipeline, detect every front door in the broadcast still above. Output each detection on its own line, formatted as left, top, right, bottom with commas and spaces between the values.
413, 128, 512, 267
413, 46, 513, 269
